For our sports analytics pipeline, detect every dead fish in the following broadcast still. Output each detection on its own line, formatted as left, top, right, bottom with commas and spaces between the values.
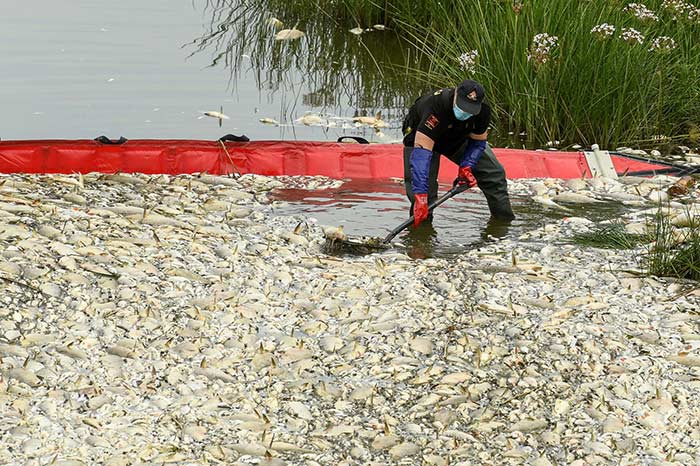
349, 27, 364, 35
323, 225, 347, 241
194, 366, 236, 383
353, 111, 387, 129
7, 368, 41, 387
552, 192, 602, 204
269, 17, 283, 29
668, 176, 695, 196
57, 342, 89, 360
532, 195, 571, 211
668, 353, 700, 367
296, 114, 323, 126
259, 117, 280, 126
275, 28, 304, 41
200, 106, 230, 127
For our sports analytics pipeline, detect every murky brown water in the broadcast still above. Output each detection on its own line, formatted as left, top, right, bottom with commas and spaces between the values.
269, 180, 630, 258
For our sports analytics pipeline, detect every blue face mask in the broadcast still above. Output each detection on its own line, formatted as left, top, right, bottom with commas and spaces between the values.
453, 105, 473, 121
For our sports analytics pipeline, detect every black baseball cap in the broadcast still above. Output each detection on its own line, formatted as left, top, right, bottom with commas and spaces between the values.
455, 79, 485, 114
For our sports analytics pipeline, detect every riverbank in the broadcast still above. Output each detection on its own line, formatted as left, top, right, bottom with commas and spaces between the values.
214, 0, 700, 150
1, 172, 699, 465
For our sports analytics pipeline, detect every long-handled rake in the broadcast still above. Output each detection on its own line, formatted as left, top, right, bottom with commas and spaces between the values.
323, 183, 470, 255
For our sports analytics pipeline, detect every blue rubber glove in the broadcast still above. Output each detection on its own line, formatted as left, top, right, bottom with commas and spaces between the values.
459, 139, 486, 170
409, 147, 433, 196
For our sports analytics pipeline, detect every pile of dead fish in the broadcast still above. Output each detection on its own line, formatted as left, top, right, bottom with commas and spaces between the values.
1, 171, 699, 465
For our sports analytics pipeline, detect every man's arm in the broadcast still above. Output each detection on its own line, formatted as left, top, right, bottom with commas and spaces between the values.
409, 131, 436, 227
468, 129, 488, 141
414, 131, 435, 150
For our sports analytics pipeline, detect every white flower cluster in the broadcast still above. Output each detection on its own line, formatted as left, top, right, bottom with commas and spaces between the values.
623, 3, 659, 21
458, 50, 479, 74
590, 23, 616, 39
620, 27, 645, 44
527, 33, 559, 66
648, 35, 677, 52
661, 0, 691, 16
661, 0, 691, 11
661, 0, 700, 22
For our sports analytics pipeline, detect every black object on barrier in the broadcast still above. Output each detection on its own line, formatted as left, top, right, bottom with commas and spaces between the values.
95, 136, 128, 145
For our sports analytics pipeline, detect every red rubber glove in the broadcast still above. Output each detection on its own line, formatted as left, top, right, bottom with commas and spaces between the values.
454, 166, 477, 188
413, 193, 428, 227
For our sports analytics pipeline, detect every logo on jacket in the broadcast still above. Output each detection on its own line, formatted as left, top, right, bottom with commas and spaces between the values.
425, 114, 439, 130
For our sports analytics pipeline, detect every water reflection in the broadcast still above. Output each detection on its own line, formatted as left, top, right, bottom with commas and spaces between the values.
271, 178, 645, 259
401, 216, 515, 259
270, 180, 532, 259
404, 222, 439, 260
482, 217, 513, 241
188, 0, 429, 132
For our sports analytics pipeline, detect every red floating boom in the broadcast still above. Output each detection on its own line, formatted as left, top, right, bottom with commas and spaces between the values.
0, 139, 677, 180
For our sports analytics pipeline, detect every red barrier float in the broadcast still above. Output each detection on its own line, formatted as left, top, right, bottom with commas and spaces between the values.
0, 139, 676, 180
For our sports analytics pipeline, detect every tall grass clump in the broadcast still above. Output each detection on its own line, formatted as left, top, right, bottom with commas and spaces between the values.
402, 0, 700, 148
571, 221, 651, 249
642, 205, 700, 280
192, 0, 700, 148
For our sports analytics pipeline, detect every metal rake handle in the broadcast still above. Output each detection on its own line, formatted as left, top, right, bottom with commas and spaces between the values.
382, 183, 469, 244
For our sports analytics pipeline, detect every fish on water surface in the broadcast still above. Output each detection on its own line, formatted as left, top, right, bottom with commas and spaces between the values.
295, 114, 323, 126
353, 111, 387, 129
269, 17, 283, 29
532, 195, 572, 212
200, 106, 230, 127
350, 25, 386, 35
275, 28, 304, 41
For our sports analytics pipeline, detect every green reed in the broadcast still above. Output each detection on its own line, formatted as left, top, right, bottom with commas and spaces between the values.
571, 221, 651, 249
642, 205, 700, 281
190, 0, 427, 117
193, 0, 700, 148
404, 0, 700, 148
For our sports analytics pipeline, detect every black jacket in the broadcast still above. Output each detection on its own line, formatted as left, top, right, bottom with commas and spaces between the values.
402, 87, 491, 156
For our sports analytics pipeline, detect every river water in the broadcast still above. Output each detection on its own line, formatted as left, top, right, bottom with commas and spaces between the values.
1, 1, 628, 257
0, 0, 408, 142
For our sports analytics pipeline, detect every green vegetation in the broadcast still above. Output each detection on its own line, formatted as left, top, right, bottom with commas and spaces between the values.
642, 206, 700, 280
407, 1, 700, 149
570, 206, 700, 281
193, 0, 700, 148
570, 221, 651, 249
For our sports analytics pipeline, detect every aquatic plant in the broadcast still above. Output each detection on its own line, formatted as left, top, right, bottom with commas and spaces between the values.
403, 0, 700, 149
570, 222, 651, 249
642, 206, 700, 281
620, 27, 645, 44
623, 3, 660, 22
648, 35, 677, 52
591, 23, 617, 40
458, 50, 479, 75
527, 33, 559, 68
192, 0, 700, 149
